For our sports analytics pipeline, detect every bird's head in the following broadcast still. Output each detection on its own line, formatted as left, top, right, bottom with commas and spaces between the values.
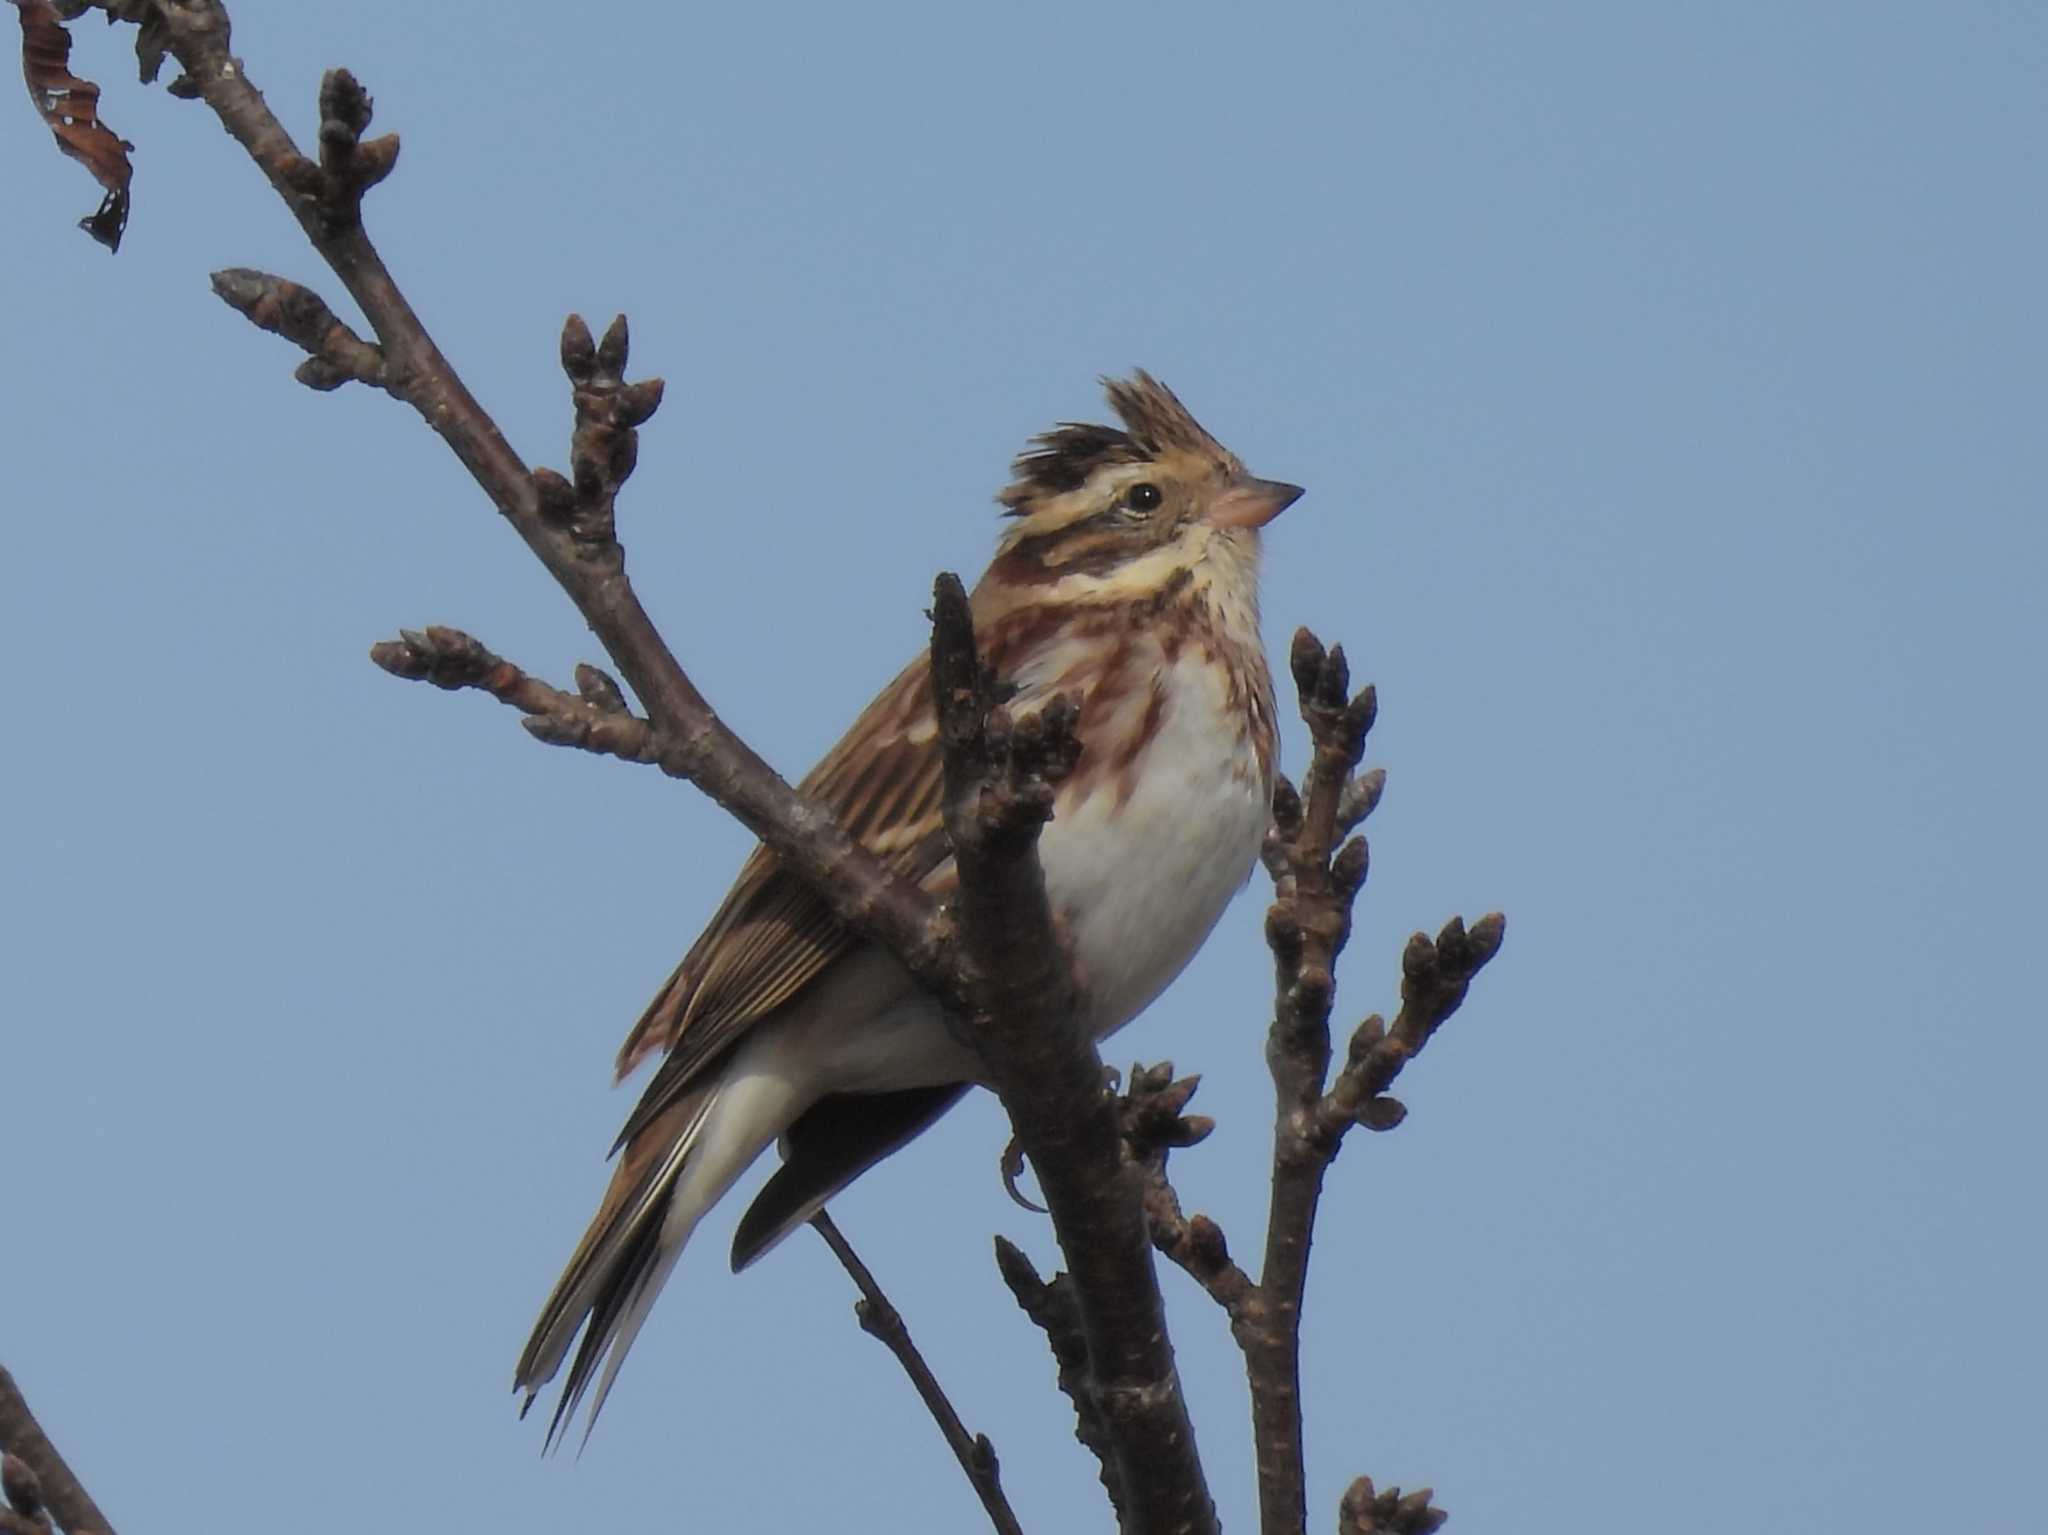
989, 371, 1302, 598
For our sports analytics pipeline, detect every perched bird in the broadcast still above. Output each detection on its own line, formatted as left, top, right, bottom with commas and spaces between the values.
518, 372, 1301, 1442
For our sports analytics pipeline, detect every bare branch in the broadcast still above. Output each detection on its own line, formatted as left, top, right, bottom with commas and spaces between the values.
1318, 915, 1506, 1140
933, 574, 1219, 1535
1235, 631, 1505, 1534
154, 12, 957, 1007
1239, 629, 1382, 1534
1141, 1183, 1256, 1322
369, 626, 661, 765
209, 268, 384, 389
0, 1367, 113, 1535
810, 1215, 1023, 1535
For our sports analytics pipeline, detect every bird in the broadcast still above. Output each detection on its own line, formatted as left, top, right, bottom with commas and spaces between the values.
517, 371, 1301, 1444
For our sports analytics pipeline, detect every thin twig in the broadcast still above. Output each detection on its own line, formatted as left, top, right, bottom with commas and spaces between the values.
1235, 629, 1504, 1534
1239, 630, 1380, 1534
1139, 1173, 1257, 1320
1119, 1064, 1254, 1319
1112, 629, 1504, 1534
0, 1367, 114, 1535
367, 626, 660, 764
810, 1215, 1023, 1535
1317, 918, 1505, 1143
210, 267, 384, 389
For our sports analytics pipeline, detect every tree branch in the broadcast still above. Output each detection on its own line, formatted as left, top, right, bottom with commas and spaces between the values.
931, 575, 1219, 1535
810, 1214, 1022, 1535
209, 267, 384, 389
142, 8, 956, 999
1101, 631, 1502, 1533
1236, 630, 1504, 1534
1316, 917, 1505, 1145
368, 625, 661, 765
0, 1367, 113, 1535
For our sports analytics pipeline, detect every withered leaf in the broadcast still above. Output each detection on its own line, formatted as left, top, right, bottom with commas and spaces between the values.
16, 0, 133, 250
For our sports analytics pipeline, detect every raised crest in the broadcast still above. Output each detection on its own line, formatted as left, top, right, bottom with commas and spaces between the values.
998, 371, 1235, 514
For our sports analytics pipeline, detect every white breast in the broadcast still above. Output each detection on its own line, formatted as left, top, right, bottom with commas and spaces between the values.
1034, 645, 1273, 1038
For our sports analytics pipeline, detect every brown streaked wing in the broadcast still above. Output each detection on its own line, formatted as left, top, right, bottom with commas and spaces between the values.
608, 654, 948, 1150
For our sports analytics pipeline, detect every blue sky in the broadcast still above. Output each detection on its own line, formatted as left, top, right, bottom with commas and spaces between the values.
4, 3, 2042, 1531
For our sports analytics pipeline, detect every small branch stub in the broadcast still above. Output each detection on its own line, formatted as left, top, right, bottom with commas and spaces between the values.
992, 1238, 1124, 1518
929, 572, 1080, 853
311, 68, 398, 228
1120, 1064, 1254, 1320
1319, 912, 1506, 1139
370, 626, 660, 764
1119, 1061, 1214, 1155
546, 313, 665, 547
210, 267, 385, 389
1337, 1475, 1448, 1535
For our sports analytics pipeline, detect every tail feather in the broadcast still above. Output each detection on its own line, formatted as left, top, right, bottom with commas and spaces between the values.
517, 1087, 716, 1444
570, 1235, 686, 1450
542, 1213, 661, 1452
518, 1057, 802, 1447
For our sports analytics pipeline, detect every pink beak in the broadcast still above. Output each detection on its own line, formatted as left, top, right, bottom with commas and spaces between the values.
1207, 476, 1305, 530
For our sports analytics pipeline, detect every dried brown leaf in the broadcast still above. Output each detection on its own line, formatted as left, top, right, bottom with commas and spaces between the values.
16, 0, 133, 250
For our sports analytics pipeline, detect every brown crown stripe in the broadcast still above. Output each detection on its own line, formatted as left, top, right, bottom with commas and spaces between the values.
998, 371, 1240, 515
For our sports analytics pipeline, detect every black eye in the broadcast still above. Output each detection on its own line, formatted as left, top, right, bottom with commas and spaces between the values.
1122, 482, 1163, 513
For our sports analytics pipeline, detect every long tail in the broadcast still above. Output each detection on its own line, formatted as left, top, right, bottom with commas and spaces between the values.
519, 1056, 802, 1450
520, 1034, 959, 1444
515, 1083, 713, 1450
